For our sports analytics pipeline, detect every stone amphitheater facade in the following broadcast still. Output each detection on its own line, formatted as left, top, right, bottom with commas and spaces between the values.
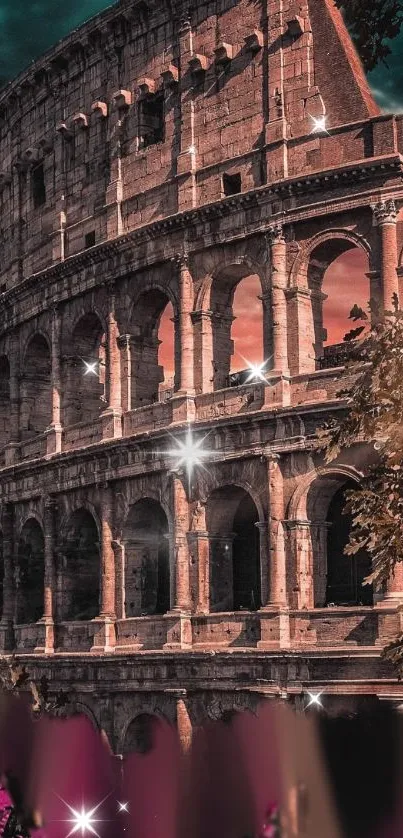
0, 0, 402, 753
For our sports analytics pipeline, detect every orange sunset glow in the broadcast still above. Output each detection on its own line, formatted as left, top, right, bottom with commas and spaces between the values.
157, 248, 370, 380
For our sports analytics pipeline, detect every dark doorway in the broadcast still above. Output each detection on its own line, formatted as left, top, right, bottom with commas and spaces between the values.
326, 484, 373, 606
233, 494, 260, 611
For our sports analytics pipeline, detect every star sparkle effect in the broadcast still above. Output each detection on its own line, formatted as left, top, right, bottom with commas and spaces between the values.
83, 360, 99, 377
61, 800, 105, 837
237, 353, 272, 384
118, 802, 129, 813
165, 425, 213, 482
305, 691, 324, 710
310, 114, 329, 135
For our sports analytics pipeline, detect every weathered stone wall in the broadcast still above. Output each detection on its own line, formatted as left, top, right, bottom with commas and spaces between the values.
0, 0, 401, 745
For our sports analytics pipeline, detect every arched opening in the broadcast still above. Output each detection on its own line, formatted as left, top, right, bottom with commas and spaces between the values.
123, 714, 158, 756
0, 356, 10, 450
20, 334, 51, 438
230, 274, 264, 382
60, 508, 100, 621
123, 499, 170, 617
305, 473, 373, 607
17, 519, 45, 624
326, 482, 373, 606
157, 301, 175, 401
206, 485, 261, 612
209, 268, 266, 390
307, 241, 370, 370
63, 313, 106, 427
130, 291, 176, 408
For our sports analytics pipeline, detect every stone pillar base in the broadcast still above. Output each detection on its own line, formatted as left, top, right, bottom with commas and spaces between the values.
4, 442, 19, 466
164, 612, 192, 650
91, 617, 116, 653
101, 408, 122, 440
34, 618, 55, 654
171, 393, 196, 424
0, 620, 14, 652
45, 424, 62, 456
263, 373, 291, 409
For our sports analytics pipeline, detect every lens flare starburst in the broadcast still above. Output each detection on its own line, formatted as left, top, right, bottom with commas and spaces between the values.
305, 691, 324, 710
118, 802, 129, 813
83, 361, 99, 377
310, 114, 329, 134
165, 425, 212, 482
58, 797, 107, 838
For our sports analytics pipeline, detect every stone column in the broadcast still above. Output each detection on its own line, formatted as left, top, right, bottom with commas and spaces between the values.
46, 306, 63, 455
383, 562, 403, 603
192, 310, 214, 394
188, 501, 209, 614
256, 521, 270, 608
172, 473, 192, 613
176, 691, 193, 754
177, 254, 195, 393
286, 521, 314, 610
38, 497, 57, 653
372, 200, 399, 312
117, 335, 132, 414
266, 453, 287, 607
92, 485, 116, 652
101, 285, 122, 440
285, 287, 316, 375
267, 225, 289, 374
5, 336, 20, 466
0, 504, 15, 650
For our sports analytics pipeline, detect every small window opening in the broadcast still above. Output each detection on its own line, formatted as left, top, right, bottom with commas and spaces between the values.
32, 163, 46, 208
85, 231, 96, 249
138, 94, 165, 150
223, 172, 241, 197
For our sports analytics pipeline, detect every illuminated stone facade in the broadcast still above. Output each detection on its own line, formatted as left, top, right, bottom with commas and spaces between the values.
0, 0, 402, 752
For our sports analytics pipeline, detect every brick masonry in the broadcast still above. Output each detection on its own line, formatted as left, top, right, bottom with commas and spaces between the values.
0, 0, 402, 752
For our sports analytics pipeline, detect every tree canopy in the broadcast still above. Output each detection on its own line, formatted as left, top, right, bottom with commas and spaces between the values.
319, 298, 403, 672
336, 0, 403, 71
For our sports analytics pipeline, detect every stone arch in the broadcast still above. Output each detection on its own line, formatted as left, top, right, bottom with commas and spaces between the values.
62, 311, 106, 427
128, 285, 178, 408
0, 355, 11, 450
206, 484, 262, 612
16, 517, 45, 624
58, 506, 101, 621
122, 498, 170, 617
288, 230, 372, 374
195, 257, 268, 392
288, 466, 372, 607
20, 332, 52, 437
122, 712, 162, 756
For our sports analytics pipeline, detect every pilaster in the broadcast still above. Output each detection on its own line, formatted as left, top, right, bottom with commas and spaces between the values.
91, 484, 116, 652
372, 200, 399, 312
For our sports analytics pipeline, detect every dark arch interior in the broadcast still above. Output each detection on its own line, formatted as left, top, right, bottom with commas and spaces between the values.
124, 713, 157, 756
64, 312, 106, 427
61, 508, 100, 621
17, 519, 44, 623
130, 289, 175, 408
21, 334, 52, 437
123, 499, 170, 617
326, 482, 373, 606
319, 702, 399, 838
206, 486, 260, 613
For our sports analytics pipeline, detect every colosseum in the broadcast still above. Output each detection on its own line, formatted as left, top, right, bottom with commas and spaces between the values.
0, 0, 402, 755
